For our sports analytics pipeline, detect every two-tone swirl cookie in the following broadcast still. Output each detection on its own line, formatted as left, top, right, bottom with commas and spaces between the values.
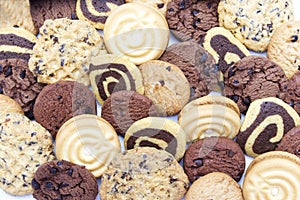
237, 97, 300, 158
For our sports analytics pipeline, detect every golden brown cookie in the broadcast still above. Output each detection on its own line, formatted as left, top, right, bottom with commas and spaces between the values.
126, 0, 171, 16
0, 94, 23, 115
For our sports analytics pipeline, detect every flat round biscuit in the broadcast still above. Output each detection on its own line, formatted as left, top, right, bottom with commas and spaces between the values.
126, 0, 171, 16
0, 113, 54, 195
276, 125, 300, 158
0, 94, 23, 115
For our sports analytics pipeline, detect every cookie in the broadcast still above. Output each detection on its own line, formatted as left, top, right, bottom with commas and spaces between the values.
89, 54, 144, 105
0, 113, 54, 195
76, 0, 125, 30
125, 0, 171, 16
33, 81, 96, 138
124, 117, 186, 161
237, 97, 300, 158
101, 90, 161, 137
178, 95, 241, 142
0, 58, 45, 119
203, 27, 250, 73
56, 114, 121, 178
243, 151, 300, 200
0, 94, 23, 115
29, 0, 78, 32
185, 172, 243, 200
268, 21, 300, 79
218, 0, 294, 52
166, 0, 220, 43
160, 41, 221, 100
224, 55, 288, 114
284, 71, 300, 115
276, 126, 300, 158
104, 3, 169, 65
100, 147, 189, 200
183, 137, 245, 183
32, 160, 98, 200
28, 18, 107, 86
139, 60, 190, 116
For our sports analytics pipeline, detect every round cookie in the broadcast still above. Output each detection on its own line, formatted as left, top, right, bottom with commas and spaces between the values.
166, 0, 220, 43
28, 18, 107, 86
218, 0, 294, 52
268, 21, 300, 79
0, 94, 23, 115
185, 172, 243, 200
103, 3, 169, 65
160, 41, 221, 100
237, 97, 300, 158
178, 95, 241, 142
183, 137, 245, 183
284, 71, 300, 115
276, 126, 300, 158
243, 151, 300, 200
203, 27, 250, 73
0, 58, 45, 119
125, 0, 171, 16
56, 114, 121, 178
101, 90, 161, 137
124, 117, 186, 161
32, 160, 98, 200
76, 0, 125, 30
139, 60, 190, 116
89, 54, 144, 105
224, 55, 288, 114
0, 113, 54, 195
100, 147, 189, 200
33, 81, 96, 138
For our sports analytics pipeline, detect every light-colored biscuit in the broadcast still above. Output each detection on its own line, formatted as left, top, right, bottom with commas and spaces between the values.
139, 60, 190, 116
0, 94, 24, 115
125, 0, 171, 16
55, 114, 121, 178
0, 113, 54, 195
103, 3, 169, 65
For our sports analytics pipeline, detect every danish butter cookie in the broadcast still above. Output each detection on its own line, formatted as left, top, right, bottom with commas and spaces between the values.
126, 0, 171, 16
237, 97, 300, 158
124, 117, 186, 161
0, 94, 23, 115
104, 3, 169, 65
243, 151, 300, 200
139, 60, 190, 116
268, 21, 300, 78
178, 95, 241, 142
0, 113, 54, 195
56, 114, 121, 178
100, 147, 189, 200
218, 0, 294, 52
28, 18, 107, 86
276, 126, 300, 158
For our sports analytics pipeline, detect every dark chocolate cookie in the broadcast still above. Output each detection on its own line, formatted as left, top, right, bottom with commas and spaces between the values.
276, 125, 300, 158
284, 71, 300, 115
183, 137, 245, 183
224, 55, 288, 114
32, 160, 98, 200
33, 81, 96, 138
166, 0, 220, 43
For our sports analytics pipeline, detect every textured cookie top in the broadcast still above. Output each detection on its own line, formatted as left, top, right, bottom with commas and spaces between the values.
0, 94, 23, 115
276, 125, 300, 158
126, 0, 171, 16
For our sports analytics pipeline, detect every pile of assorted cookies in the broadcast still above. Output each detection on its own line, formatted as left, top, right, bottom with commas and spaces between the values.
0, 0, 300, 200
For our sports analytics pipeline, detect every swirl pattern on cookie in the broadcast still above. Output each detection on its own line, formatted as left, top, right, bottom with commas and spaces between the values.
237, 97, 300, 158
125, 0, 171, 16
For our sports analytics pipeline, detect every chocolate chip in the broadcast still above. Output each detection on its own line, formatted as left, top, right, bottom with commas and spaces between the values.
57, 161, 63, 166
159, 80, 165, 86
57, 95, 62, 100
0, 86, 3, 94
289, 99, 295, 107
247, 69, 253, 75
34, 66, 42, 75
52, 36, 59, 44
207, 1, 212, 9
166, 66, 171, 71
71, 13, 76, 20
4, 66, 12, 77
49, 73, 54, 77
242, 96, 251, 105
59, 44, 65, 53
200, 53, 208, 63
67, 168, 73, 176
0, 65, 2, 73
285, 1, 289, 7
179, 0, 185, 9
45, 182, 53, 189
19, 70, 26, 79
50, 167, 58, 174
169, 176, 178, 184
298, 66, 300, 71
60, 59, 65, 66
13, 25, 19, 28
43, 29, 48, 34
193, 158, 203, 167
31, 179, 40, 189
291, 35, 298, 42
192, 10, 199, 16
168, 8, 174, 12
233, 80, 239, 85
60, 182, 69, 187
228, 68, 235, 77
157, 3, 164, 8
230, 95, 239, 102
31, 132, 37, 137
227, 150, 235, 157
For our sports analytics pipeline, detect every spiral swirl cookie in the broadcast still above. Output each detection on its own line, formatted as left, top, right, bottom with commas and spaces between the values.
125, 0, 171, 16
56, 114, 121, 178
243, 151, 300, 200
124, 117, 186, 161
89, 54, 144, 105
178, 95, 241, 142
0, 94, 23, 115
237, 97, 300, 158
103, 3, 169, 65
276, 126, 300, 158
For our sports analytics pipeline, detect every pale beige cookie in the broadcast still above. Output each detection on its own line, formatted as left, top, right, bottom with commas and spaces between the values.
0, 113, 54, 195
125, 0, 171, 16
243, 151, 300, 200
218, 0, 294, 52
100, 147, 189, 200
186, 172, 243, 200
55, 114, 121, 178
268, 21, 300, 79
28, 18, 107, 86
0, 94, 24, 115
178, 95, 241, 142
103, 3, 169, 65
139, 60, 190, 116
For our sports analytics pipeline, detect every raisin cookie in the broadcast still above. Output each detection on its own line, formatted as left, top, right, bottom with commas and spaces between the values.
126, 0, 171, 16
0, 94, 23, 115
276, 126, 300, 158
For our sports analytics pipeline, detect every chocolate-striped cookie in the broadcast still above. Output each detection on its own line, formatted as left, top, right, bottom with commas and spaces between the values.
125, 0, 171, 16
124, 117, 186, 161
76, 0, 125, 30
89, 54, 144, 105
237, 97, 300, 158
